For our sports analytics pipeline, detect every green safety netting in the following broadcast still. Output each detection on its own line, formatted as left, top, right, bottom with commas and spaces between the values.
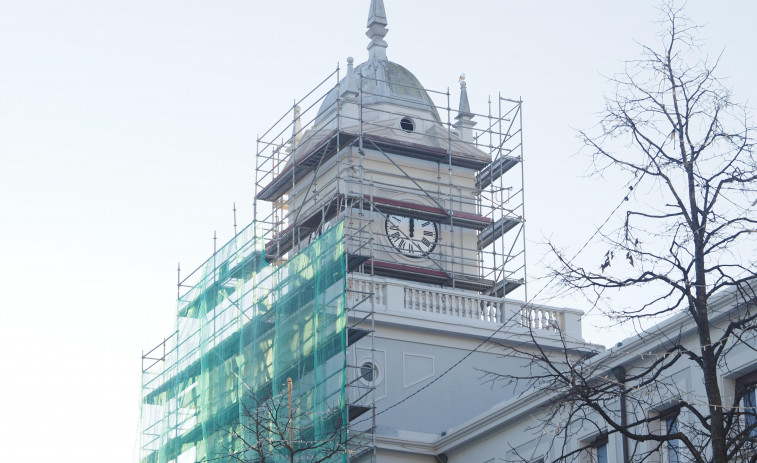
140, 221, 348, 463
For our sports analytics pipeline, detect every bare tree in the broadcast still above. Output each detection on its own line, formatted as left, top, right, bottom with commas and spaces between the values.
491, 2, 757, 462
220, 382, 365, 463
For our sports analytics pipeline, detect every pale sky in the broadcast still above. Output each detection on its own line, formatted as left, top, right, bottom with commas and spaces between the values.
1, 1, 755, 461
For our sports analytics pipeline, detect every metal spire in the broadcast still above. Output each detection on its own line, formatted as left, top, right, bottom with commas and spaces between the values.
457, 75, 472, 117
455, 75, 476, 142
367, 0, 388, 60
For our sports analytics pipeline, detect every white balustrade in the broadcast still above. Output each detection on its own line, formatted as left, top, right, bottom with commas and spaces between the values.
347, 275, 581, 336
520, 307, 562, 332
403, 287, 507, 323
346, 277, 386, 309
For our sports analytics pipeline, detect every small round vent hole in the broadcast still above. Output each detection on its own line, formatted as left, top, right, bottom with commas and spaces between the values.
360, 362, 378, 382
400, 117, 415, 132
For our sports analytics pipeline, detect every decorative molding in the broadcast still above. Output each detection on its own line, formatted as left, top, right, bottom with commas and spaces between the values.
403, 352, 435, 389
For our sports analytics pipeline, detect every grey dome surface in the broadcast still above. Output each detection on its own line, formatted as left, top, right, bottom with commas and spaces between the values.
316, 58, 442, 124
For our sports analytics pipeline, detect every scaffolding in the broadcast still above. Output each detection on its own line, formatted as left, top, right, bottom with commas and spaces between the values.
253, 62, 527, 460
254, 64, 526, 301
139, 222, 362, 463
140, 60, 527, 463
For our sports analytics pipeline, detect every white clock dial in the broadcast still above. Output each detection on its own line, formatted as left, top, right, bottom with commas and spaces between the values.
384, 215, 438, 258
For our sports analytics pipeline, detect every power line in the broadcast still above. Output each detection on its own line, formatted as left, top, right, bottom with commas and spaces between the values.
354, 177, 646, 425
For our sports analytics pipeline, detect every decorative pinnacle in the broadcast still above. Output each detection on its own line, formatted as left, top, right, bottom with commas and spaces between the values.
367, 0, 388, 60
455, 75, 476, 142
457, 77, 472, 118
341, 57, 359, 99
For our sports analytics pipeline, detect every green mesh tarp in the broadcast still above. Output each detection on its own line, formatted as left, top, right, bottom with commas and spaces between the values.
140, 221, 347, 463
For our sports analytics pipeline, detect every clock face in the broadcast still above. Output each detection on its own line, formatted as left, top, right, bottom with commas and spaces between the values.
384, 215, 438, 258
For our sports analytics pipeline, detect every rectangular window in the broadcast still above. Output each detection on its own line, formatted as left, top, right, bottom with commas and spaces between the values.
736, 370, 757, 440
746, 385, 757, 439
596, 441, 608, 463
666, 415, 680, 463
582, 435, 608, 463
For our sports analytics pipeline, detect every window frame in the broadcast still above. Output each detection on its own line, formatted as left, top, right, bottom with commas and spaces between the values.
580, 433, 608, 463
665, 414, 680, 463
591, 435, 609, 463
655, 407, 683, 463
745, 385, 756, 439
595, 439, 609, 463
736, 370, 757, 440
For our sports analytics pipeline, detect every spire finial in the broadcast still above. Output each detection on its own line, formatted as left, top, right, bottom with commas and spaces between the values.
455, 75, 476, 142
367, 0, 388, 60
457, 75, 471, 116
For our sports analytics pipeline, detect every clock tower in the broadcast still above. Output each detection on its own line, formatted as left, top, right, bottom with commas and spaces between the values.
139, 3, 588, 462
255, 0, 525, 299
251, 0, 559, 451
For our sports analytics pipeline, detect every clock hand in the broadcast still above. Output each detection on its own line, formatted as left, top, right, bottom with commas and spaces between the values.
385, 215, 434, 257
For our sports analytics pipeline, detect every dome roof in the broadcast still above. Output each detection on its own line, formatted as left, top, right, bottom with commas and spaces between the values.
316, 58, 441, 124
315, 0, 441, 124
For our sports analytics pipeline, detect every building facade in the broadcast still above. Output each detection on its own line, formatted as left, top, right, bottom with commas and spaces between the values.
139, 1, 757, 462
376, 284, 757, 463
